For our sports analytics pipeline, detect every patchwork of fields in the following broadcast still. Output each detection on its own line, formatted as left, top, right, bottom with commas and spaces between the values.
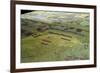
21, 11, 89, 63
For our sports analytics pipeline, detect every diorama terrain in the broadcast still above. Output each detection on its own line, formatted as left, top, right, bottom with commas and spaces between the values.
21, 10, 90, 63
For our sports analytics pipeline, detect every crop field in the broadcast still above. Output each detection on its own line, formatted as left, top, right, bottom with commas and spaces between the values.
21, 10, 90, 63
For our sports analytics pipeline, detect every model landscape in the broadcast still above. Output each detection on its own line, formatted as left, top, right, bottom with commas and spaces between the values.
21, 10, 89, 63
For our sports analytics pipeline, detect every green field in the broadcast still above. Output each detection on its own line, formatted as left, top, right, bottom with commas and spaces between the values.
21, 11, 89, 63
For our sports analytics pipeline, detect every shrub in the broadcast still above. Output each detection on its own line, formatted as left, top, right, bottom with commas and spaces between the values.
76, 28, 82, 32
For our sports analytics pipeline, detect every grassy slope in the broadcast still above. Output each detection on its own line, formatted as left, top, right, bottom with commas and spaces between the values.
21, 11, 89, 63
21, 30, 89, 63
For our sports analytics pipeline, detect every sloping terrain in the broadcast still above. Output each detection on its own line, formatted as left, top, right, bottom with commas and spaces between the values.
21, 10, 89, 63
